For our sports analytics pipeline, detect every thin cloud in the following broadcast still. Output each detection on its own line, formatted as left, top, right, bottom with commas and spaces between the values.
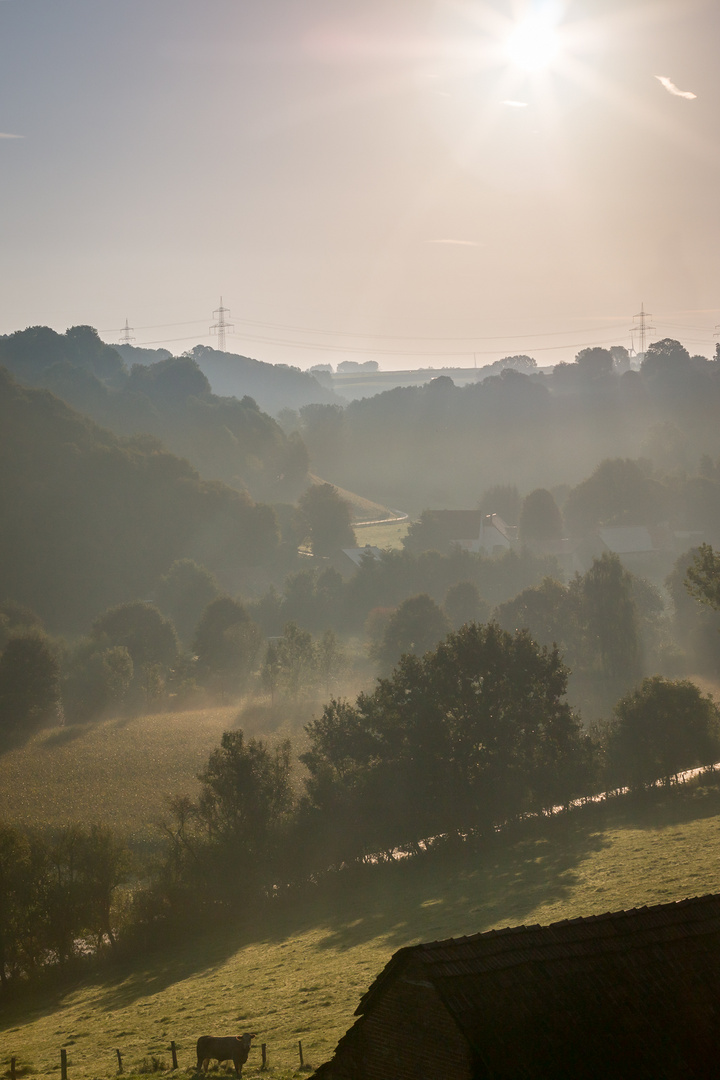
501, 100, 528, 108
655, 76, 697, 100
427, 239, 479, 247
0, 132, 24, 139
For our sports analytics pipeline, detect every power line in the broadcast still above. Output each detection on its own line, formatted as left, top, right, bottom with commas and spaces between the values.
224, 317, 630, 343
128, 329, 635, 357
104, 314, 629, 344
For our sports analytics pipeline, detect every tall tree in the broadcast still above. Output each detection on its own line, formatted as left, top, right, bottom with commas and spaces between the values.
296, 482, 355, 557
606, 677, 720, 790
303, 622, 591, 857
685, 543, 720, 610
580, 553, 641, 688
193, 597, 263, 696
519, 488, 563, 544
92, 602, 179, 670
262, 622, 318, 700
575, 347, 614, 378
443, 581, 489, 629
373, 594, 451, 674
641, 338, 691, 376
494, 576, 581, 663
0, 825, 39, 986
62, 641, 134, 723
0, 631, 61, 739
563, 458, 666, 536
155, 559, 220, 648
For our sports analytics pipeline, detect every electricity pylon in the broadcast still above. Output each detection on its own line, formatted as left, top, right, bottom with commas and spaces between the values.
118, 318, 135, 345
210, 298, 233, 352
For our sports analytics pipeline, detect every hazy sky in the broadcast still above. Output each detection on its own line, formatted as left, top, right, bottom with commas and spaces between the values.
1, 0, 719, 368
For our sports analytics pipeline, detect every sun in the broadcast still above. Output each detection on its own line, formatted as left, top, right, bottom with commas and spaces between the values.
504, 14, 561, 72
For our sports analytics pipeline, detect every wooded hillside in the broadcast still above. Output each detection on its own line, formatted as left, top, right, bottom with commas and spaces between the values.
0, 368, 279, 633
0, 326, 311, 501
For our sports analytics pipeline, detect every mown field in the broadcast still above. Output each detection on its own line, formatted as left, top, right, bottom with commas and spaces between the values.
2, 773, 720, 1080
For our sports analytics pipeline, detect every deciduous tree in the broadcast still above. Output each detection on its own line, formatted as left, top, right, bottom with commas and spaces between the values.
296, 482, 355, 557
373, 594, 450, 674
581, 553, 641, 688
0, 631, 61, 738
193, 597, 263, 696
155, 559, 219, 648
443, 581, 489, 629
92, 602, 179, 670
519, 488, 563, 544
606, 676, 720, 790
302, 622, 591, 856
685, 543, 720, 610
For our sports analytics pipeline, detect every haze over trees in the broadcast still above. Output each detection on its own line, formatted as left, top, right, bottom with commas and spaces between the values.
295, 482, 355, 557
293, 341, 720, 515
519, 488, 563, 544
685, 544, 720, 611
0, 368, 280, 633
1, 327, 720, 959
0, 326, 312, 501
0, 631, 60, 740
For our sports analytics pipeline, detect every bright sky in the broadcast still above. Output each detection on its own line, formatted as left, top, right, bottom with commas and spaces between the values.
1, 0, 719, 369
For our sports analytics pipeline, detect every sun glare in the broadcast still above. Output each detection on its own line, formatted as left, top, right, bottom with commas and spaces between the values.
505, 15, 560, 72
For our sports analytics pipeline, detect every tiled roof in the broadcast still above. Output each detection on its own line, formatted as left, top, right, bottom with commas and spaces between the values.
598, 525, 655, 553
424, 510, 483, 541
352, 894, 720, 1078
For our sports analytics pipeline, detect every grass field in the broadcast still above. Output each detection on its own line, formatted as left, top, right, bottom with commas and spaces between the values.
2, 776, 720, 1080
352, 519, 410, 551
0, 705, 303, 846
307, 471, 411, 549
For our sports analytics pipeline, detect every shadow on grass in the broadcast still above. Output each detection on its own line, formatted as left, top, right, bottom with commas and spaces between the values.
38, 724, 92, 749
4, 775, 720, 1026
284, 812, 610, 954
84, 812, 610, 1015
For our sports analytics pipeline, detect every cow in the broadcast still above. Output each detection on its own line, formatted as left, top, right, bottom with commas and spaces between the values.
196, 1033, 257, 1076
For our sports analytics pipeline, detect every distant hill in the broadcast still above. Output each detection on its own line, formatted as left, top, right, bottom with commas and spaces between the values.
300, 358, 720, 516
0, 327, 310, 502
115, 343, 172, 366
0, 368, 279, 634
183, 344, 342, 413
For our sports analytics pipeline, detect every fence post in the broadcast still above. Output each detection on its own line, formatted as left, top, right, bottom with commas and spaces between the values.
298, 1041, 304, 1068
61, 1048, 68, 1080
116, 1049, 123, 1074
261, 1044, 267, 1071
10, 1057, 16, 1080
170, 1042, 178, 1070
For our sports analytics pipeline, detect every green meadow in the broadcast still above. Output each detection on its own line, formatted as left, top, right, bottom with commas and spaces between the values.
0, 708, 240, 845
2, 762, 720, 1080
353, 519, 410, 551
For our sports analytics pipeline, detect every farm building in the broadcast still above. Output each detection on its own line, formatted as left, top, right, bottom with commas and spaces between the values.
312, 893, 720, 1080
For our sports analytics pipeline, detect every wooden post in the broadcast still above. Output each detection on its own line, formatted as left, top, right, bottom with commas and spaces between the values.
116, 1049, 123, 1073
261, 1044, 267, 1071
10, 1057, 16, 1080
298, 1041, 304, 1068
61, 1048, 68, 1080
170, 1042, 178, 1070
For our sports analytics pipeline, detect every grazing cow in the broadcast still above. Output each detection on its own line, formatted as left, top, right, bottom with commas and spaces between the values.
196, 1033, 257, 1076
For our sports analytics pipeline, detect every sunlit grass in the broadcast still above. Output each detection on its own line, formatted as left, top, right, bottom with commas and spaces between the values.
0, 707, 243, 843
3, 778, 720, 1079
353, 520, 410, 550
